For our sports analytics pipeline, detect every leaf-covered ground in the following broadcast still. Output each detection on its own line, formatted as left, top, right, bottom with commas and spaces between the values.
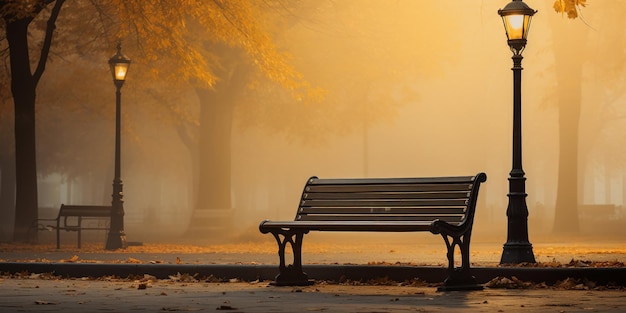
1, 241, 625, 268
1, 240, 626, 291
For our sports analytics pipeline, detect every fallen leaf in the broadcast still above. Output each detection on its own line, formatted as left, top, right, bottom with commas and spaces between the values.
126, 257, 142, 264
216, 305, 237, 310
63, 255, 79, 263
485, 276, 533, 289
35, 300, 57, 305
161, 307, 202, 311
142, 274, 157, 281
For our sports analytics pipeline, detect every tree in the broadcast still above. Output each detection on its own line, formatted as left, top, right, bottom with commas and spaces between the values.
550, 0, 626, 233
551, 25, 582, 234
1, 0, 306, 242
0, 53, 14, 239
1, 0, 67, 241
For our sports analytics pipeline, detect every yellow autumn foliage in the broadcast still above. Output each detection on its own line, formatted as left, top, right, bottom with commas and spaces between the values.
553, 0, 588, 19
100, 0, 304, 91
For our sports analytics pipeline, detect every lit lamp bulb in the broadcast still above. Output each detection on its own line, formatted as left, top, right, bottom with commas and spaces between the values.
504, 14, 526, 40
114, 65, 128, 81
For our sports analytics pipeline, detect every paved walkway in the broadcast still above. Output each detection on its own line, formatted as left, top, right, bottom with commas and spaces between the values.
0, 276, 625, 312
0, 235, 625, 312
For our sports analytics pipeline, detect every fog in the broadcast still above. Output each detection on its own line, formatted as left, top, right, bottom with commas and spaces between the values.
5, 1, 626, 246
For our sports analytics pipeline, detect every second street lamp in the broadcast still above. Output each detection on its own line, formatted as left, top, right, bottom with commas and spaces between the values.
105, 42, 130, 250
498, 0, 537, 264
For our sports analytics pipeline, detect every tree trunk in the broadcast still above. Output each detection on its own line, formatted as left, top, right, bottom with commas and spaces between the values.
196, 87, 234, 212
0, 153, 16, 241
552, 37, 582, 234
6, 19, 40, 242
0, 91, 16, 241
184, 60, 250, 238
182, 87, 234, 237
553, 91, 581, 233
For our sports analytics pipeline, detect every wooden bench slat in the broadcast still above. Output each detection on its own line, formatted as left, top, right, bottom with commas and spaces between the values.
59, 212, 110, 217
298, 207, 466, 214
296, 215, 464, 223
261, 220, 434, 232
308, 176, 476, 185
61, 226, 109, 231
60, 205, 110, 209
301, 199, 469, 207
59, 205, 111, 216
305, 183, 472, 193
303, 191, 471, 200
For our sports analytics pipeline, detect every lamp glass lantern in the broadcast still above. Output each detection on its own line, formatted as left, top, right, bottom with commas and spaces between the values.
108, 44, 131, 83
498, 0, 536, 54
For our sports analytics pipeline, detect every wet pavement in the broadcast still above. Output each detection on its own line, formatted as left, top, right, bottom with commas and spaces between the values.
0, 235, 625, 312
0, 276, 624, 312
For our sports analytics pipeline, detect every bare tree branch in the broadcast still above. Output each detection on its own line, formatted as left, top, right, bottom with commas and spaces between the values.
33, 0, 65, 85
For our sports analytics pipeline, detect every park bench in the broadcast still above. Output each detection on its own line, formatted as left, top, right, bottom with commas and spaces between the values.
33, 204, 112, 249
259, 172, 487, 291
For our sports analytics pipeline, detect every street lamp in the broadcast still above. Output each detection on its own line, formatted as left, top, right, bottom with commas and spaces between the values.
498, 0, 537, 264
105, 42, 130, 250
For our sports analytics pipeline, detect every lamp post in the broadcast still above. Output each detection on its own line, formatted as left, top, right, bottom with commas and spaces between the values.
498, 0, 537, 264
105, 42, 130, 250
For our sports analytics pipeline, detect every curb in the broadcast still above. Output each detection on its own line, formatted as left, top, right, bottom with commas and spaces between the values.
1, 262, 624, 286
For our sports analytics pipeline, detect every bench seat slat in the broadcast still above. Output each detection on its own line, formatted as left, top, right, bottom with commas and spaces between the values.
297, 215, 463, 223
301, 199, 468, 207
59, 206, 111, 217
59, 211, 111, 217
299, 207, 466, 214
61, 226, 109, 231
306, 184, 472, 193
303, 191, 470, 200
308, 176, 476, 185
261, 220, 434, 232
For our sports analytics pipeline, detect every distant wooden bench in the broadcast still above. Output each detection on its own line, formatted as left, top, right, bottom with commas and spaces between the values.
259, 173, 487, 291
33, 204, 112, 249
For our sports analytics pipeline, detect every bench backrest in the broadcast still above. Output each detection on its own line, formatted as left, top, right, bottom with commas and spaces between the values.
296, 172, 487, 226
58, 204, 112, 218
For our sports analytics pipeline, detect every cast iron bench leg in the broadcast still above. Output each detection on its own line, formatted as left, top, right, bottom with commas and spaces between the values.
77, 217, 83, 249
269, 229, 313, 286
56, 219, 61, 249
437, 232, 483, 291
430, 219, 482, 291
